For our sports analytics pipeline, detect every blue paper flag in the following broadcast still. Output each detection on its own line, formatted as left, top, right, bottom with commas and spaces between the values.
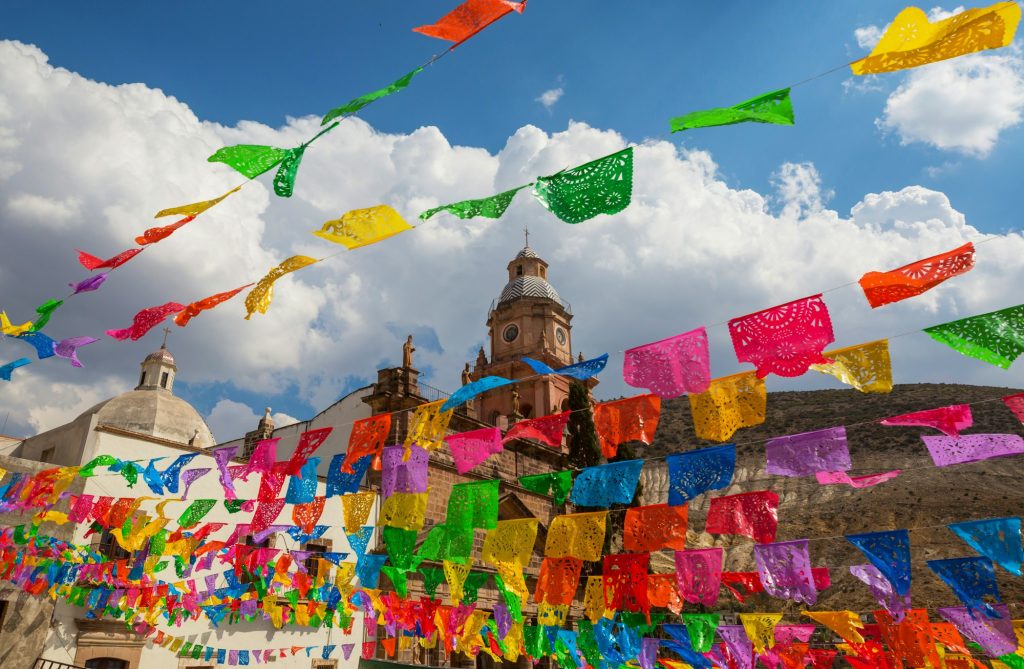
524, 353, 609, 380
322, 645, 336, 659
847, 529, 912, 596
594, 617, 642, 666
441, 375, 513, 412
327, 453, 371, 497
570, 459, 643, 507
355, 553, 388, 588
14, 331, 56, 359
0, 358, 31, 381
161, 453, 199, 494
949, 517, 1024, 576
285, 457, 320, 504
346, 526, 374, 557
288, 525, 329, 542
928, 556, 1001, 617
556, 630, 582, 669
666, 444, 735, 506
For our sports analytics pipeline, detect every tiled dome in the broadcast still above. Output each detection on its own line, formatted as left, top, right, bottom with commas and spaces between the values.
498, 275, 563, 306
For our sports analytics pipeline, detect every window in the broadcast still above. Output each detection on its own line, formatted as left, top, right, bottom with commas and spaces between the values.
85, 659, 128, 669
96, 528, 130, 562
516, 265, 523, 276
0, 599, 7, 628
312, 661, 338, 669
139, 371, 146, 386
40, 446, 55, 463
160, 372, 169, 388
303, 540, 329, 578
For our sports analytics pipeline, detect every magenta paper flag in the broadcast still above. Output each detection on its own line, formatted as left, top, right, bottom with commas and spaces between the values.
69, 273, 108, 295
754, 540, 818, 605
718, 625, 754, 669
764, 426, 850, 477
1002, 393, 1024, 422
446, 427, 503, 474
728, 295, 834, 378
54, 336, 98, 368
774, 625, 816, 644
623, 327, 711, 398
213, 445, 239, 500
106, 302, 185, 341
675, 547, 724, 607
849, 564, 910, 621
815, 470, 901, 488
285, 428, 333, 476
240, 438, 278, 481
380, 444, 429, 498
880, 404, 972, 436
922, 433, 1024, 466
938, 605, 1017, 657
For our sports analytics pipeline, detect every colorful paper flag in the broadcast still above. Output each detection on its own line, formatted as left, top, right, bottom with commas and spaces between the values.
927, 556, 1001, 616
850, 564, 910, 620
592, 394, 660, 458
623, 503, 688, 552
12, 331, 56, 359
503, 410, 570, 447
859, 242, 975, 308
545, 511, 607, 561
948, 517, 1023, 575
174, 284, 252, 326
413, 0, 526, 46
135, 216, 194, 246
924, 304, 1024, 368
728, 295, 834, 378
518, 470, 574, 504
570, 459, 643, 508
851, 3, 1021, 75
322, 67, 423, 125
670, 88, 794, 132
705, 491, 779, 543
29, 299, 62, 332
810, 339, 893, 393
381, 444, 429, 497
764, 426, 851, 477
404, 400, 454, 454
446, 427, 503, 474
665, 444, 735, 505
106, 302, 185, 341
69, 273, 108, 294
754, 539, 818, 605
441, 376, 513, 412
847, 529, 912, 596
533, 148, 633, 224
674, 547, 723, 607
689, 372, 766, 442
881, 404, 973, 436
208, 144, 306, 198
815, 470, 901, 488
154, 186, 242, 219
523, 353, 609, 379
312, 204, 413, 250
53, 336, 98, 368
922, 433, 1024, 466
244, 255, 318, 319
77, 247, 144, 271
0, 312, 32, 336
623, 327, 711, 398
420, 185, 527, 221
1003, 392, 1024, 422
938, 604, 1017, 657
0, 358, 31, 381
602, 553, 650, 614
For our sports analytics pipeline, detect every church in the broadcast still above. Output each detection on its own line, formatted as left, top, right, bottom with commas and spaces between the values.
7, 241, 589, 668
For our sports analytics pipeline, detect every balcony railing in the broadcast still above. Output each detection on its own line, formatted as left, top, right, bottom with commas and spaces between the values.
415, 382, 450, 403
35, 659, 86, 669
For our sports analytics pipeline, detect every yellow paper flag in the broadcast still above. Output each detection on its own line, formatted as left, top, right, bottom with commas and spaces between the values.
340, 491, 376, 534
583, 575, 615, 623
804, 610, 866, 644
312, 204, 413, 250
538, 602, 570, 627
244, 255, 318, 319
852, 2, 1021, 75
482, 518, 539, 567
444, 559, 472, 604
810, 340, 893, 394
154, 186, 242, 218
0, 312, 33, 336
740, 612, 783, 654
379, 491, 428, 531
545, 511, 607, 561
689, 371, 767, 442
403, 399, 453, 454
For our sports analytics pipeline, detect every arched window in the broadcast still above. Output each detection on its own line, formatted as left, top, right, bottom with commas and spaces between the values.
86, 658, 129, 669
138, 371, 146, 386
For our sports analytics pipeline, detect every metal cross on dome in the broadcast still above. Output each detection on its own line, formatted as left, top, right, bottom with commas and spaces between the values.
161, 327, 172, 348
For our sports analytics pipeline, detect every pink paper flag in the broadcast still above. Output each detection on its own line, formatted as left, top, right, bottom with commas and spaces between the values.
240, 438, 279, 481
446, 426, 503, 474
1003, 393, 1024, 423
249, 498, 286, 536
728, 295, 834, 378
674, 547, 723, 607
623, 327, 711, 398
921, 434, 1024, 467
105, 302, 185, 341
880, 404, 973, 436
815, 470, 901, 488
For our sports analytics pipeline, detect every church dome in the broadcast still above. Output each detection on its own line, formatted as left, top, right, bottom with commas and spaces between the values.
83, 390, 216, 448
515, 246, 539, 259
143, 346, 176, 367
498, 275, 563, 305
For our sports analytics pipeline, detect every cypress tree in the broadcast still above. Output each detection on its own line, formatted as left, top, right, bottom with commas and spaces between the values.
565, 381, 601, 470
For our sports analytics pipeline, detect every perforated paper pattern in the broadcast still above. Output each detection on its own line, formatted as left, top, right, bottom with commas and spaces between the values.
851, 4, 1020, 75
105, 303, 185, 341
446, 427, 503, 474
849, 564, 910, 620
322, 67, 423, 125
446, 479, 499, 530
173, 284, 250, 327
728, 295, 834, 378
421, 185, 527, 221
719, 625, 755, 669
922, 433, 1024, 466
208, 144, 287, 179
593, 394, 661, 458
948, 517, 1023, 575
545, 511, 608, 561
938, 604, 1017, 657
674, 547, 723, 607
292, 497, 326, 534
519, 470, 574, 505
533, 148, 634, 224
623, 327, 711, 398
341, 492, 376, 534
927, 556, 1001, 616
689, 372, 767, 442
77, 247, 144, 271
536, 556, 584, 605
504, 411, 570, 447
847, 530, 912, 596
666, 444, 736, 505
765, 426, 851, 478
811, 339, 893, 393
380, 492, 428, 531
924, 304, 1024, 369
1003, 392, 1024, 423
570, 459, 643, 507
412, 0, 525, 45
602, 553, 650, 614
482, 518, 538, 568
740, 613, 783, 654
706, 491, 779, 544
244, 255, 318, 320
647, 573, 683, 614
404, 400, 454, 453
859, 243, 975, 308
624, 504, 688, 552
684, 613, 720, 652
881, 404, 973, 436
312, 204, 412, 250
815, 470, 901, 488
754, 540, 818, 605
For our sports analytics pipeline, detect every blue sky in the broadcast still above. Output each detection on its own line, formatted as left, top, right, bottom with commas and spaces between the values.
2, 2, 1023, 440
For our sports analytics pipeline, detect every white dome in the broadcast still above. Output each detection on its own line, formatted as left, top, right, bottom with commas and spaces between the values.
82, 389, 215, 448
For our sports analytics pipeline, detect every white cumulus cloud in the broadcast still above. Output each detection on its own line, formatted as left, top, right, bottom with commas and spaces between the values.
535, 87, 564, 109
205, 399, 298, 443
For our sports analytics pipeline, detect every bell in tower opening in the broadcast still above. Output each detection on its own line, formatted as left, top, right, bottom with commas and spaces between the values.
470, 240, 597, 428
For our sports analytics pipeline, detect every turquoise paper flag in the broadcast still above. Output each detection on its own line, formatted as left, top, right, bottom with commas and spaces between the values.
949, 517, 1023, 575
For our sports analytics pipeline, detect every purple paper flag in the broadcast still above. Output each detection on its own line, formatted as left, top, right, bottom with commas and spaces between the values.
69, 273, 109, 295
54, 336, 98, 368
765, 426, 851, 477
718, 625, 753, 669
938, 604, 1017, 657
754, 539, 818, 605
342, 644, 355, 660
849, 564, 910, 621
922, 434, 1024, 467
639, 637, 660, 669
180, 468, 211, 499
213, 444, 239, 500
493, 602, 512, 638
381, 444, 429, 498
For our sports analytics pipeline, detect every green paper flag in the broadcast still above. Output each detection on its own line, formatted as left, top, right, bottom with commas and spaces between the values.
223, 499, 247, 514
80, 455, 117, 477
322, 68, 423, 126
523, 625, 551, 658
30, 299, 63, 332
383, 526, 419, 570
419, 185, 527, 221
461, 571, 490, 604
533, 147, 633, 224
999, 654, 1024, 669
519, 470, 574, 505
493, 572, 524, 622
381, 566, 409, 597
178, 500, 216, 529
417, 523, 474, 563
684, 613, 720, 653
924, 304, 1024, 369
576, 621, 604, 669
670, 88, 794, 132
446, 479, 499, 530
419, 566, 446, 598
272, 146, 306, 198
208, 144, 289, 179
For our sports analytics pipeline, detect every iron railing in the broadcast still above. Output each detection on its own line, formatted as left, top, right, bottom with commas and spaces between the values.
35, 659, 86, 669
415, 382, 450, 403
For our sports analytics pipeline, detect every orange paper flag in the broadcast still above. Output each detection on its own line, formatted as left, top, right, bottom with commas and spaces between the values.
413, 0, 526, 46
174, 284, 253, 327
859, 242, 975, 308
136, 216, 195, 246
593, 394, 661, 458
623, 503, 688, 552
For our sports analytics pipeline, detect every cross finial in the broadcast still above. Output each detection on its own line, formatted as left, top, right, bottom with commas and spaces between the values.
161, 327, 171, 349
524, 224, 530, 248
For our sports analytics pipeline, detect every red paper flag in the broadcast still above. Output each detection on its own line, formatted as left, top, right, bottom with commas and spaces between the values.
593, 394, 661, 458
250, 498, 286, 536
286, 427, 334, 476
413, 0, 525, 46
1002, 392, 1024, 423
535, 556, 583, 606
341, 414, 391, 473
105, 302, 185, 341
503, 410, 570, 447
135, 216, 195, 246
859, 242, 975, 309
728, 295, 834, 378
173, 284, 253, 327
705, 491, 779, 543
603, 553, 650, 615
77, 247, 144, 271
880, 404, 972, 437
